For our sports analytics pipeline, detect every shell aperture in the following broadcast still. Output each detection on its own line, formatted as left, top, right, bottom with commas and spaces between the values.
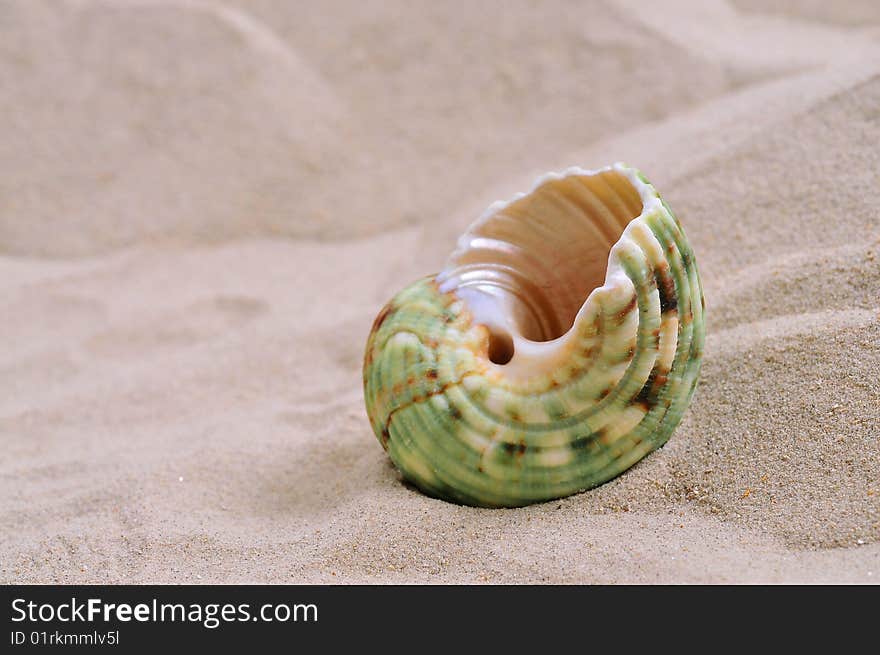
363, 164, 705, 507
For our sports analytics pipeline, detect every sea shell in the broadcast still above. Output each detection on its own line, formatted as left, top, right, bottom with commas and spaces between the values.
363, 163, 705, 507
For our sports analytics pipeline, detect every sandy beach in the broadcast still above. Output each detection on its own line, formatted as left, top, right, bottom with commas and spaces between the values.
1, 0, 878, 583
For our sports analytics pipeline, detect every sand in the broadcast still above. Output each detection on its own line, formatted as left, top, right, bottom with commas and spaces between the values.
1, 0, 878, 584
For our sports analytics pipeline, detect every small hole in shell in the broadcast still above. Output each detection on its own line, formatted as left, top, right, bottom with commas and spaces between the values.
487, 329, 514, 365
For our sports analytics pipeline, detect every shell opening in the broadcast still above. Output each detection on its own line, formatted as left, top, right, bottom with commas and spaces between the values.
439, 165, 649, 348
487, 328, 515, 365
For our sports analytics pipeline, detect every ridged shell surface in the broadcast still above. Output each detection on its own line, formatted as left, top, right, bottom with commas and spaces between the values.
363, 164, 704, 507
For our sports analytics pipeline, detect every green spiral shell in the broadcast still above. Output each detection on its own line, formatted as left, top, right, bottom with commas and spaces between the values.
363, 165, 704, 507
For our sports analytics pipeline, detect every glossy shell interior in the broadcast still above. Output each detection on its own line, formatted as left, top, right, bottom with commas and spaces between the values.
363, 164, 705, 507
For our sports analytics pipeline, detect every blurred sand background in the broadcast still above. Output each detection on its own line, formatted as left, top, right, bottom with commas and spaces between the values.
1, 0, 878, 583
